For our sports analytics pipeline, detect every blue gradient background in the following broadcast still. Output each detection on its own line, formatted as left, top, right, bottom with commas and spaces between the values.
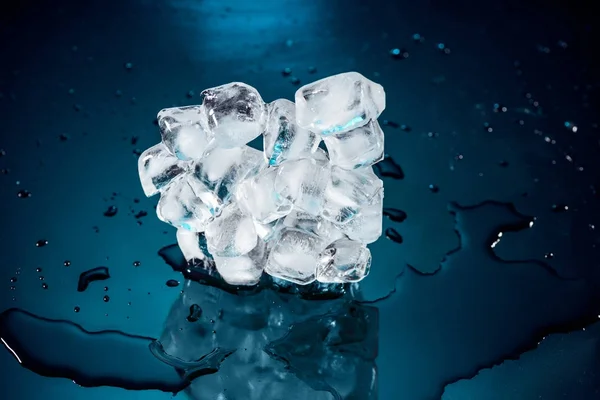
1, 0, 600, 399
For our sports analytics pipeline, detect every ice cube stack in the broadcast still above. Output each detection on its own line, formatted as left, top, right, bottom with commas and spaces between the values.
138, 72, 386, 286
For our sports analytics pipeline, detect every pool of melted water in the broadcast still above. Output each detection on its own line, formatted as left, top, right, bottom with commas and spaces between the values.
1, 0, 599, 399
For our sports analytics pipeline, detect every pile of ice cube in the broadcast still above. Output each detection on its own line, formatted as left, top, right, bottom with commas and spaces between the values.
138, 72, 386, 286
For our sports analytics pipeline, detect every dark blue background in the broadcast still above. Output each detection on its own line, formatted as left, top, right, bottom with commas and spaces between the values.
1, 0, 599, 399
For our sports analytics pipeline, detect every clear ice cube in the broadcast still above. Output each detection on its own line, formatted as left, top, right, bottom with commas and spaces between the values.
194, 146, 264, 205
176, 229, 209, 262
323, 120, 385, 170
138, 143, 189, 197
283, 210, 345, 244
156, 175, 216, 232
295, 71, 386, 136
236, 166, 293, 224
205, 203, 258, 257
337, 187, 383, 244
157, 106, 212, 160
253, 218, 284, 242
201, 82, 267, 149
322, 166, 383, 225
214, 241, 268, 286
263, 99, 319, 166
265, 228, 326, 285
274, 158, 331, 215
316, 239, 372, 283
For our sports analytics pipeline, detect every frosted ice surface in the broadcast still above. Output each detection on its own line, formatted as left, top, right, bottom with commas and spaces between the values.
265, 228, 326, 285
295, 71, 385, 136
316, 239, 372, 283
201, 82, 267, 149
275, 157, 331, 216
214, 241, 268, 286
140, 73, 387, 285
156, 175, 216, 232
138, 143, 189, 197
236, 166, 293, 224
322, 166, 383, 225
205, 203, 258, 257
324, 119, 385, 170
158, 105, 212, 160
338, 187, 384, 244
263, 99, 319, 166
194, 146, 264, 205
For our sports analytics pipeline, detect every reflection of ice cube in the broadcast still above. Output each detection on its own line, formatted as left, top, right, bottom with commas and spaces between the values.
266, 228, 326, 285
205, 203, 257, 257
322, 166, 383, 225
275, 158, 331, 216
295, 71, 385, 136
316, 239, 372, 283
323, 120, 384, 170
263, 99, 319, 166
194, 146, 264, 205
201, 82, 267, 149
337, 187, 383, 244
158, 105, 212, 160
236, 167, 293, 224
214, 241, 268, 286
138, 143, 189, 197
156, 175, 216, 232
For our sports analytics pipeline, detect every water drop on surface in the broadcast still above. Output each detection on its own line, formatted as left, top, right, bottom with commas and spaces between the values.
124, 62, 133, 70
385, 227, 403, 244
544, 252, 554, 259
64, 260, 71, 267
166, 279, 180, 288
289, 76, 300, 85
39, 276, 44, 281
77, 267, 110, 292
35, 267, 42, 272
551, 204, 569, 213
281, 67, 292, 76
10, 277, 17, 283
133, 261, 141, 267
307, 66, 317, 73
103, 206, 118, 217
35, 240, 48, 247
390, 48, 409, 60
103, 295, 110, 302
383, 208, 408, 223
186, 304, 202, 322
17, 189, 31, 198
429, 184, 439, 193
74, 306, 80, 313
41, 283, 48, 289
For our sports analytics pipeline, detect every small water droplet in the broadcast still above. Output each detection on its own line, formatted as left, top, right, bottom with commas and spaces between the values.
385, 227, 403, 243
544, 252, 554, 259
374, 156, 405, 179
186, 304, 202, 322
36, 267, 42, 272
412, 33, 424, 42
389, 48, 409, 60
124, 62, 133, 70
281, 67, 292, 76
59, 133, 69, 141
383, 208, 407, 223
41, 283, 48, 289
74, 306, 80, 313
551, 204, 568, 213
133, 261, 141, 267
484, 122, 493, 133
429, 184, 439, 193
103, 206, 118, 217
10, 277, 17, 283
307, 66, 317, 74
103, 295, 110, 302
103, 286, 109, 292
166, 279, 180, 288
17, 190, 31, 198
10, 286, 16, 291
382, 120, 400, 128
35, 240, 48, 247
64, 260, 71, 267
289, 76, 300, 85
39, 276, 44, 281
186, 90, 194, 98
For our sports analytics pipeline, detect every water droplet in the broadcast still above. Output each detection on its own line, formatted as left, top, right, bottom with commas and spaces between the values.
64, 260, 71, 267
103, 206, 118, 217
39, 276, 44, 281
17, 190, 31, 198
289, 76, 300, 85
429, 184, 439, 193
499, 160, 509, 167
103, 286, 109, 292
390, 48, 409, 60
35, 240, 48, 247
41, 283, 48, 289
383, 208, 407, 223
10, 286, 16, 291
92, 226, 100, 233
74, 306, 80, 313
385, 227, 403, 244
133, 261, 141, 267
374, 156, 405, 179
544, 252, 554, 259
564, 121, 578, 132
382, 120, 400, 128
135, 210, 147, 219
412, 33, 424, 42
493, 103, 508, 113
10, 277, 17, 283
103, 295, 110, 302
186, 90, 194, 98
307, 66, 317, 74
551, 204, 569, 213
58, 133, 69, 141
281, 67, 292, 76
166, 279, 180, 288
484, 122, 493, 133
186, 304, 202, 322
35, 267, 42, 272
77, 267, 110, 292
124, 62, 133, 70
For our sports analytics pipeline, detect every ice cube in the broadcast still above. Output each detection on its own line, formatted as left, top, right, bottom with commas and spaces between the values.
274, 158, 331, 215
283, 210, 345, 244
322, 166, 383, 225
295, 71, 385, 136
236, 167, 293, 224
201, 82, 267, 149
265, 228, 326, 285
214, 241, 268, 286
205, 203, 258, 257
138, 143, 189, 197
263, 99, 319, 166
157, 106, 212, 160
316, 239, 372, 283
176, 229, 209, 261
337, 187, 383, 244
194, 146, 264, 205
156, 175, 215, 232
253, 218, 284, 242
324, 120, 385, 170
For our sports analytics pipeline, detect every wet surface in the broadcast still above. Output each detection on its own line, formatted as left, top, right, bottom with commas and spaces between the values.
1, 0, 600, 399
